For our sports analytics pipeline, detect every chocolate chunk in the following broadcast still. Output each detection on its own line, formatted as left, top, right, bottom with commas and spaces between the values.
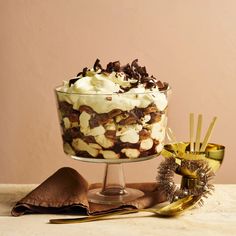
89, 118, 99, 129
139, 150, 152, 157
119, 116, 137, 125
143, 104, 158, 114
133, 107, 144, 119
89, 113, 111, 128
82, 135, 96, 143
69, 127, 82, 138
62, 133, 72, 143
108, 109, 122, 118
104, 130, 116, 139
119, 142, 140, 149
153, 140, 160, 146
148, 112, 162, 124
97, 113, 110, 124
79, 105, 95, 114
58, 102, 74, 116
118, 111, 141, 125
113, 141, 140, 152
62, 127, 81, 143
75, 151, 94, 158
68, 113, 79, 122
139, 129, 150, 140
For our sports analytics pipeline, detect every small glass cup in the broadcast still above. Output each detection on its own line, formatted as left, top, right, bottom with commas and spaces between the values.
55, 87, 171, 204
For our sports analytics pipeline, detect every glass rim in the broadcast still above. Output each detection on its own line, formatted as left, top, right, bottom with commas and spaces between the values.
54, 85, 171, 96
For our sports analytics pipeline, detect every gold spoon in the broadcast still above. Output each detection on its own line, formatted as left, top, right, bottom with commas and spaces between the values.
49, 195, 200, 224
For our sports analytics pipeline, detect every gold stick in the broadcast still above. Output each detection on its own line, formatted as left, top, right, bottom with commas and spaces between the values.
166, 127, 177, 143
195, 114, 202, 152
200, 117, 217, 152
190, 113, 194, 152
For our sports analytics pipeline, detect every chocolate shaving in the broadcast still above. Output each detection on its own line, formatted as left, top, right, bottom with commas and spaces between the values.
157, 80, 164, 89
113, 61, 121, 72
71, 67, 88, 84
93, 59, 102, 71
82, 67, 88, 77
146, 79, 156, 89
106, 62, 114, 73
69, 59, 168, 92
131, 59, 139, 68
106, 61, 121, 73
68, 78, 78, 86
162, 82, 169, 91
76, 72, 82, 77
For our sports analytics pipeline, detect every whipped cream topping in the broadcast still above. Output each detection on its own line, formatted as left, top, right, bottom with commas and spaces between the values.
56, 59, 169, 114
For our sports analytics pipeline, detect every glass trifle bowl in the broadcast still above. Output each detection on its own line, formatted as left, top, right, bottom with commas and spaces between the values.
55, 59, 171, 204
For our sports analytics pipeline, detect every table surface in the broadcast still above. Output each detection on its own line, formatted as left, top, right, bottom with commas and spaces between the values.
0, 184, 236, 236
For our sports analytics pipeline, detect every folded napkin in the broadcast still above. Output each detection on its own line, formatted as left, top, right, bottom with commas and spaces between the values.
11, 167, 166, 216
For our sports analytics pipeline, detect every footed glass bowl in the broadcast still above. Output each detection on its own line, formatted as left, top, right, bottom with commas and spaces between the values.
55, 88, 171, 205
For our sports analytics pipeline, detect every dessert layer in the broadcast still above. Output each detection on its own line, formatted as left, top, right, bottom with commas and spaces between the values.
57, 101, 167, 159
56, 59, 169, 114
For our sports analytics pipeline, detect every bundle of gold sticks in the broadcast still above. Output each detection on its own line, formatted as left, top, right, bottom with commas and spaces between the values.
189, 113, 217, 154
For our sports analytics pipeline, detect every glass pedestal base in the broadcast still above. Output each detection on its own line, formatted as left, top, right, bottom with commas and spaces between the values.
87, 163, 144, 205
72, 154, 157, 205
88, 187, 144, 205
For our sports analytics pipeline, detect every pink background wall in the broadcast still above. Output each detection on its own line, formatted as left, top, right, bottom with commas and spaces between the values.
0, 0, 235, 184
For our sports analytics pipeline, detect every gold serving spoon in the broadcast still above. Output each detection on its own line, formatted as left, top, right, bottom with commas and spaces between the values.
49, 195, 200, 224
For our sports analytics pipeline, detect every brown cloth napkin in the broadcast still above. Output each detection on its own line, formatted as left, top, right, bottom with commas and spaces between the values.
11, 167, 166, 216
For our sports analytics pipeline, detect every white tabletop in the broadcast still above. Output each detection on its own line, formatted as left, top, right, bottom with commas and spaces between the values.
0, 184, 236, 236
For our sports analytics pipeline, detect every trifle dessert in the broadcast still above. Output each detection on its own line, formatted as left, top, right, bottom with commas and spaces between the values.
55, 59, 170, 160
